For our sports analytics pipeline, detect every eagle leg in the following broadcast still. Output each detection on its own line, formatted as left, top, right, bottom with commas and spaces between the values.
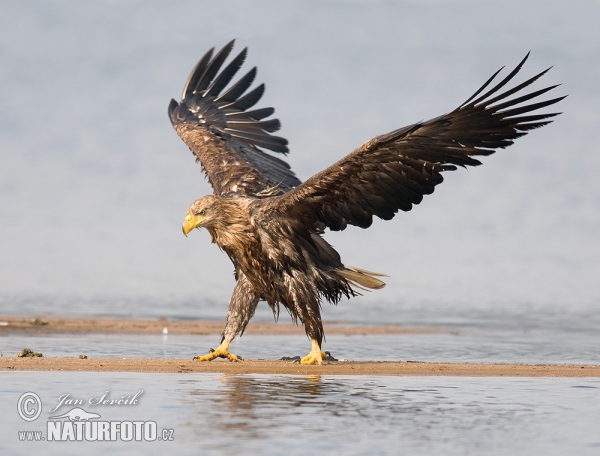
193, 273, 258, 362
300, 339, 328, 365
193, 339, 240, 362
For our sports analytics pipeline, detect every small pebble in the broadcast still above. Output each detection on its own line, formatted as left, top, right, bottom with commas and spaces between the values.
280, 356, 301, 362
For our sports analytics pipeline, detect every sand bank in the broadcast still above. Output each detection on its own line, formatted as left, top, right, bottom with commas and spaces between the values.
1, 357, 598, 376
2, 316, 597, 376
0, 316, 441, 336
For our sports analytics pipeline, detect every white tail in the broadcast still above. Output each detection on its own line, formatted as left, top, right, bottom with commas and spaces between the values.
338, 266, 387, 292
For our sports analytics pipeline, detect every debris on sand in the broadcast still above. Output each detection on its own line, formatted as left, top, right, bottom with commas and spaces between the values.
18, 348, 43, 358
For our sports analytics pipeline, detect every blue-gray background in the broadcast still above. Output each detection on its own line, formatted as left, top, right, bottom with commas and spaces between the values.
1, 0, 598, 324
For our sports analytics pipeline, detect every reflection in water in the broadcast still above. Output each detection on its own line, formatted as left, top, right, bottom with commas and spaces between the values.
177, 374, 558, 455
184, 375, 345, 442
1, 373, 598, 456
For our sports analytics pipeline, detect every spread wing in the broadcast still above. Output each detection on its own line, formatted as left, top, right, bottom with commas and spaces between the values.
169, 40, 301, 197
267, 53, 565, 231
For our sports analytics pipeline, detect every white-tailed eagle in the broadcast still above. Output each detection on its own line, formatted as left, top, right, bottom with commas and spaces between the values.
169, 40, 563, 364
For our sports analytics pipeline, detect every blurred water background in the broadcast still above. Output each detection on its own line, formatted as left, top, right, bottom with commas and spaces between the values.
1, 0, 599, 324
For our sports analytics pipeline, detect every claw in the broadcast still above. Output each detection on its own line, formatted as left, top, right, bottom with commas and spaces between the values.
193, 340, 240, 362
300, 339, 326, 365
301, 352, 323, 365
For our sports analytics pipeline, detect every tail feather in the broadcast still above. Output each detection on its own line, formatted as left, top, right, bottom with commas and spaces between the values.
338, 266, 387, 292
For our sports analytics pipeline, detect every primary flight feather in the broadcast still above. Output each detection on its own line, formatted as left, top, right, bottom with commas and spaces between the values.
169, 40, 563, 364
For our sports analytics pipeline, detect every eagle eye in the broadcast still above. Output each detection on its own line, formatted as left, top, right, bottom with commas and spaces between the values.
199, 209, 206, 216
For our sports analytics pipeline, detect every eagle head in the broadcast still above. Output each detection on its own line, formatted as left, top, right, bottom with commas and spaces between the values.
182, 195, 219, 236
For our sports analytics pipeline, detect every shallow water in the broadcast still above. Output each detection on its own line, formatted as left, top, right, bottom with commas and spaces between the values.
3, 294, 600, 364
1, 328, 600, 365
1, 372, 599, 456
5, 296, 600, 334
3, 294, 599, 455
2, 324, 598, 455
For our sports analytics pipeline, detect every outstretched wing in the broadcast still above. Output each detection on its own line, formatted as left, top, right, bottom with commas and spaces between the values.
169, 40, 301, 197
266, 53, 564, 231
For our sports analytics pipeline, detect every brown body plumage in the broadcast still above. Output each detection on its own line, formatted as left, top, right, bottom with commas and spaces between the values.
170, 40, 563, 364
183, 193, 370, 347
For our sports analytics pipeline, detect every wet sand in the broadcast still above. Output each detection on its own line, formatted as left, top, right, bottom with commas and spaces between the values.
1, 357, 598, 376
1, 316, 598, 376
0, 316, 440, 336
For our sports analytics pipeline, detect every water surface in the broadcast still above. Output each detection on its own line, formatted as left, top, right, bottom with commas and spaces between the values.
1, 372, 599, 455
2, 329, 599, 365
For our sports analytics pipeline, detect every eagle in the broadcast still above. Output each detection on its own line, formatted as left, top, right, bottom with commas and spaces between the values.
169, 40, 563, 364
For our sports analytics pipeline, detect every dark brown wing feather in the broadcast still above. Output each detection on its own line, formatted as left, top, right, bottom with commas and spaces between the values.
266, 53, 565, 231
169, 40, 301, 197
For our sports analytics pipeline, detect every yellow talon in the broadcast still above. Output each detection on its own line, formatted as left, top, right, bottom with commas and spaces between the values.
300, 339, 326, 365
193, 340, 240, 362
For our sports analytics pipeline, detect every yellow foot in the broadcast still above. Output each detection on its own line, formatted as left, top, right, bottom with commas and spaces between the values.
193, 340, 240, 362
300, 339, 327, 365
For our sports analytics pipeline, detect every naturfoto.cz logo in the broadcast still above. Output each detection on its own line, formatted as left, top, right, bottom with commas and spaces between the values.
17, 391, 175, 442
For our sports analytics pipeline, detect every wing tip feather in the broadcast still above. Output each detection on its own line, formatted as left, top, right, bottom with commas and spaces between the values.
171, 41, 290, 154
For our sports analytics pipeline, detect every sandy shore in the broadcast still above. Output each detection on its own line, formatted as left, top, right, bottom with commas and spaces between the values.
0, 316, 440, 336
2, 316, 598, 376
1, 357, 598, 376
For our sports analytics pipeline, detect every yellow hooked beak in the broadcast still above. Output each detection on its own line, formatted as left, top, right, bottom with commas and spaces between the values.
182, 213, 205, 237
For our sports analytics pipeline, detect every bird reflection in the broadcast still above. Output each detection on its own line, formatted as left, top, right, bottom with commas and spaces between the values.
184, 374, 363, 440
218, 374, 326, 410
180, 374, 530, 450
190, 374, 334, 411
